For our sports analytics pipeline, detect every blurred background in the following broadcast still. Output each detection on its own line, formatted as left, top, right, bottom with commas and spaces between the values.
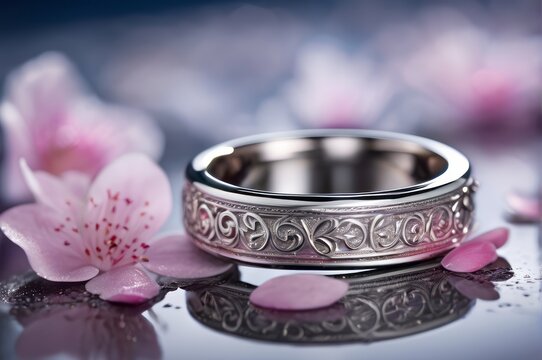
0, 0, 540, 167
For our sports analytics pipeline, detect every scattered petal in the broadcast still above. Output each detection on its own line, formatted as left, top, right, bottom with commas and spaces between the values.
447, 275, 500, 301
469, 227, 509, 249
249, 274, 348, 311
0, 204, 99, 282
143, 234, 233, 279
441, 241, 498, 273
85, 266, 159, 304
506, 192, 541, 222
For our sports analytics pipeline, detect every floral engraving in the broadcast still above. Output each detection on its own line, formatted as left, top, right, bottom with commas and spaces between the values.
272, 217, 305, 252
182, 178, 476, 260
369, 215, 402, 251
427, 206, 454, 241
401, 213, 426, 246
240, 213, 270, 250
216, 210, 239, 246
303, 218, 367, 256
196, 203, 215, 242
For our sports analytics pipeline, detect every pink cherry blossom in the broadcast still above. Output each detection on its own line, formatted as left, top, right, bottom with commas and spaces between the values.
284, 42, 394, 128
383, 10, 541, 128
0, 153, 232, 304
0, 52, 164, 201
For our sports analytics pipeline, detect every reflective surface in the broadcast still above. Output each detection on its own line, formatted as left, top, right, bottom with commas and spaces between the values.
187, 260, 476, 343
1, 133, 541, 360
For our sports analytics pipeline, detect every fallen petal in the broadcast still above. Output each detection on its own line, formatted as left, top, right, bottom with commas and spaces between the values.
143, 234, 233, 279
506, 192, 541, 222
441, 241, 498, 273
249, 274, 348, 311
469, 227, 509, 249
447, 275, 500, 301
85, 266, 160, 304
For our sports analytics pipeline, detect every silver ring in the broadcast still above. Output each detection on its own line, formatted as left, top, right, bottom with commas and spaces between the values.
183, 130, 476, 268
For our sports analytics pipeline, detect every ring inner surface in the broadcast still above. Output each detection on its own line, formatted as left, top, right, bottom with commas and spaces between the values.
206, 137, 448, 195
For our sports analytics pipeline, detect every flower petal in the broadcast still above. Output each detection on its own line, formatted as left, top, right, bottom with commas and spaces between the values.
142, 234, 233, 279
469, 227, 509, 249
249, 274, 349, 311
4, 52, 84, 129
506, 192, 541, 222
0, 204, 98, 282
54, 98, 164, 177
85, 266, 160, 304
441, 241, 498, 273
0, 102, 34, 200
20, 159, 87, 214
1, 52, 85, 201
72, 100, 164, 162
84, 154, 172, 246
61, 171, 92, 200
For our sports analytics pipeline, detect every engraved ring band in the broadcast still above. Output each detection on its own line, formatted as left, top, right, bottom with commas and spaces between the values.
182, 130, 475, 268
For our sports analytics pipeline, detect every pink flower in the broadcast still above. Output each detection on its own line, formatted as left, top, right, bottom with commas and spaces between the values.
386, 11, 542, 127
0, 52, 164, 201
284, 42, 394, 128
0, 153, 232, 304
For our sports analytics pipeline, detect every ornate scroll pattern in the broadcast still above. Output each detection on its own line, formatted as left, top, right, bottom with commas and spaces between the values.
239, 213, 269, 250
186, 266, 473, 343
183, 178, 476, 260
272, 217, 305, 252
303, 218, 367, 256
216, 211, 239, 246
